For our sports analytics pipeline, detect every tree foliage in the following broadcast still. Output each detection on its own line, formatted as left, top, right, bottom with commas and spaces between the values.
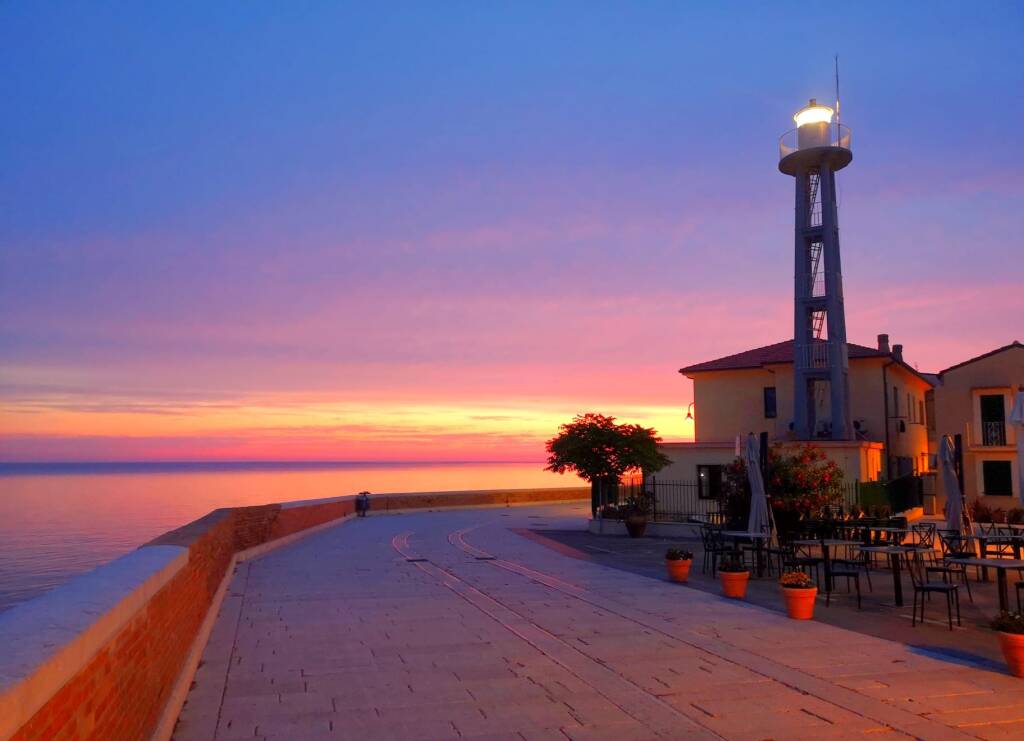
545, 413, 671, 483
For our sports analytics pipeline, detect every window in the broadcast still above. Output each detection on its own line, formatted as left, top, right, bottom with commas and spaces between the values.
980, 394, 1007, 446
893, 387, 899, 418
907, 393, 912, 422
982, 460, 1014, 497
925, 390, 936, 432
763, 386, 777, 419
697, 465, 722, 500
919, 400, 925, 426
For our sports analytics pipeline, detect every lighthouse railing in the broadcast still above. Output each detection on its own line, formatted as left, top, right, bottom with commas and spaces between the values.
779, 123, 851, 161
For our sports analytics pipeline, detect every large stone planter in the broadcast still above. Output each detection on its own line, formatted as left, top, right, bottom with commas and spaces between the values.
624, 515, 647, 538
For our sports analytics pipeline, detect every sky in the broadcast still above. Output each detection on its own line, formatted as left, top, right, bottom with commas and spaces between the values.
1, 2, 1022, 462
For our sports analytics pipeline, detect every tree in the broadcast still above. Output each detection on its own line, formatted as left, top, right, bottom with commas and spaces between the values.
545, 414, 671, 515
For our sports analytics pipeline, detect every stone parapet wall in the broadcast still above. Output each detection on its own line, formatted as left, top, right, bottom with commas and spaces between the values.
0, 486, 587, 741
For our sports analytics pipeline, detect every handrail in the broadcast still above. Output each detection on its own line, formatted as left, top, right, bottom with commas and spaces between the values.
779, 123, 852, 161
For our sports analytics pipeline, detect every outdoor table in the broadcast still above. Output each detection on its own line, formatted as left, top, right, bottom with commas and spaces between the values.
969, 536, 1024, 582
720, 531, 771, 577
951, 558, 1024, 611
845, 525, 907, 546
858, 545, 907, 607
791, 539, 852, 592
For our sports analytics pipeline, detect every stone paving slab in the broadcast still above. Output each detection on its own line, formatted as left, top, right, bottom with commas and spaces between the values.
175, 504, 1024, 740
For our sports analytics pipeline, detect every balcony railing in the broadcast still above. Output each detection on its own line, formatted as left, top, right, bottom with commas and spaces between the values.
982, 420, 1008, 446
779, 123, 852, 162
797, 341, 831, 370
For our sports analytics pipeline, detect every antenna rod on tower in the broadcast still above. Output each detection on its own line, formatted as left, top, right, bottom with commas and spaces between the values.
834, 55, 841, 136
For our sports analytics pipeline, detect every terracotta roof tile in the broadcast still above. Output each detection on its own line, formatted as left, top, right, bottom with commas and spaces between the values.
937, 341, 1023, 377
678, 339, 887, 375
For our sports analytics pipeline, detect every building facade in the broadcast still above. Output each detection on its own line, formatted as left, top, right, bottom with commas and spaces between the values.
658, 335, 932, 489
932, 342, 1024, 506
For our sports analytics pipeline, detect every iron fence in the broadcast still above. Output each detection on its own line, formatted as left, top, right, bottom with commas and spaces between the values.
600, 475, 920, 524
646, 477, 723, 524
840, 481, 860, 511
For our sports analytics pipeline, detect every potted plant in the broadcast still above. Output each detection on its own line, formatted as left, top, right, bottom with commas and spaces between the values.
779, 570, 818, 620
621, 495, 652, 538
718, 557, 750, 599
665, 548, 694, 583
992, 612, 1024, 677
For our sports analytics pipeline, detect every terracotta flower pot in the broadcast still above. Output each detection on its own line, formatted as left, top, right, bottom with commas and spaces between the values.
624, 515, 647, 538
998, 632, 1024, 678
781, 586, 818, 620
719, 570, 749, 599
666, 558, 693, 583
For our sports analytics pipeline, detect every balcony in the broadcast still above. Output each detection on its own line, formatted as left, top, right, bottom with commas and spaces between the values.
796, 341, 831, 370
779, 123, 852, 175
966, 420, 1016, 450
983, 420, 1008, 446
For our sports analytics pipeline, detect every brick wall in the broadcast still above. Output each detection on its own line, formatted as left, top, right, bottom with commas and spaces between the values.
5, 488, 586, 740
9, 512, 240, 741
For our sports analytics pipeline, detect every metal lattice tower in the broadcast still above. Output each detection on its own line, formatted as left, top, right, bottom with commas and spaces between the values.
779, 99, 853, 440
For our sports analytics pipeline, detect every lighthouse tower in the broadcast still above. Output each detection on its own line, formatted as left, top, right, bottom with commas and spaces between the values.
779, 99, 853, 440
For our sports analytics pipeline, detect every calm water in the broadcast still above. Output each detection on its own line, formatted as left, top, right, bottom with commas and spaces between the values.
0, 461, 582, 612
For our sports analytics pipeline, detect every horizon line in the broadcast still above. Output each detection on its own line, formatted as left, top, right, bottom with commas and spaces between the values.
0, 458, 550, 468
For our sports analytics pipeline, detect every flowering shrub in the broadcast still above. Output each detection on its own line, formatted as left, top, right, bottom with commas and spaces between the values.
718, 444, 844, 531
779, 571, 815, 589
717, 557, 748, 573
971, 499, 994, 523
992, 611, 1024, 634
621, 494, 654, 518
665, 548, 694, 561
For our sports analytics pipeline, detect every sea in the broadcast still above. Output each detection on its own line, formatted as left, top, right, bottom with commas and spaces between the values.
0, 461, 583, 613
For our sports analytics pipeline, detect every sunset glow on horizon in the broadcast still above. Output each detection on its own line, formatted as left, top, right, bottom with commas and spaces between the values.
2, 3, 1022, 463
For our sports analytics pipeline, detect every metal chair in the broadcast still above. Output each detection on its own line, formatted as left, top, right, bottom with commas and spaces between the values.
826, 554, 862, 609
830, 539, 872, 593
699, 525, 730, 576
911, 522, 937, 552
783, 541, 823, 587
907, 553, 961, 630
934, 530, 976, 601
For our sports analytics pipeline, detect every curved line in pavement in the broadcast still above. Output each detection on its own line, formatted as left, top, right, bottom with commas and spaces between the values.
446, 525, 967, 740
450, 525, 588, 595
391, 531, 412, 557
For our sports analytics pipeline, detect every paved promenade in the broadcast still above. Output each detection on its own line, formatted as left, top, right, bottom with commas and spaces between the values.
175, 504, 1024, 740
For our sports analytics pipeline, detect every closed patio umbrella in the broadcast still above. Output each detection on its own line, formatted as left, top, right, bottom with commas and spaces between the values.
941, 434, 966, 535
745, 433, 772, 537
1009, 388, 1024, 504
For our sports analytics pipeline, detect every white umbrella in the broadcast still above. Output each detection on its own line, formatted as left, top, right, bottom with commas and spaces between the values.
940, 434, 965, 535
1009, 388, 1024, 504
745, 434, 772, 536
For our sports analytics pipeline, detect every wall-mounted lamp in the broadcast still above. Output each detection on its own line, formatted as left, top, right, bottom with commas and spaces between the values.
685, 402, 695, 421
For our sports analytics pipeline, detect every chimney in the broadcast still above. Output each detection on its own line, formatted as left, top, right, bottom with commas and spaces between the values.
892, 344, 903, 362
877, 334, 890, 353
